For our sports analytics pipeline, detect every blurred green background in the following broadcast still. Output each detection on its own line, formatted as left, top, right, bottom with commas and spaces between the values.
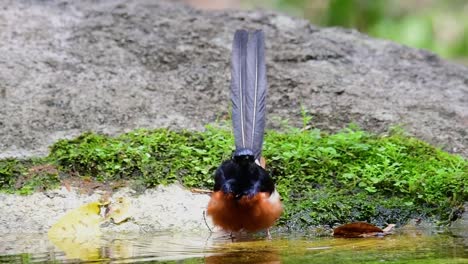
247, 0, 468, 63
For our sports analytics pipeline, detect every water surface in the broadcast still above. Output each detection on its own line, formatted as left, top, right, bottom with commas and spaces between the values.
1, 228, 467, 263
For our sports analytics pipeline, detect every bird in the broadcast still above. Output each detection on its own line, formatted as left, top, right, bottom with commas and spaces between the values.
206, 29, 282, 238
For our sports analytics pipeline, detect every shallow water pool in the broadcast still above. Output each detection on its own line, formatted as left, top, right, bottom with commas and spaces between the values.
1, 228, 467, 263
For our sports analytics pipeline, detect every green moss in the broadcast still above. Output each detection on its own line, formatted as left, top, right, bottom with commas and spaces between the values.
1, 125, 466, 227
47, 128, 233, 187
264, 127, 467, 228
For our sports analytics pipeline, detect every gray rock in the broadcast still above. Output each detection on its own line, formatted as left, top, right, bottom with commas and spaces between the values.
0, 0, 467, 158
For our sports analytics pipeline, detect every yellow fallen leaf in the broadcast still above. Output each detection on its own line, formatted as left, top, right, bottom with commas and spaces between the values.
48, 201, 107, 261
47, 197, 131, 261
48, 202, 105, 238
108, 197, 131, 224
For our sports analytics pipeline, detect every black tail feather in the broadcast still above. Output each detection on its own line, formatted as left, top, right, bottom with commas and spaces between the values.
230, 30, 267, 159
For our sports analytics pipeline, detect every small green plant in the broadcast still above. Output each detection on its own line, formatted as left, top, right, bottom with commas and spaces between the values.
0, 159, 60, 195
17, 164, 60, 195
0, 159, 24, 189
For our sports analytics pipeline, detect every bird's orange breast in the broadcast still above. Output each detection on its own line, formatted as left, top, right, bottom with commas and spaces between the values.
207, 191, 282, 232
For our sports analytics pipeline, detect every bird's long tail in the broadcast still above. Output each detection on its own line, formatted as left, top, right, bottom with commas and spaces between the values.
230, 30, 267, 160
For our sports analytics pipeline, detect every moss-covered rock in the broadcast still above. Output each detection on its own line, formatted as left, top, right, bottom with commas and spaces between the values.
1, 126, 466, 228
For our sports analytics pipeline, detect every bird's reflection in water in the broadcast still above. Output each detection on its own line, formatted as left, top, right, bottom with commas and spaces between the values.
205, 250, 280, 264
206, 232, 281, 264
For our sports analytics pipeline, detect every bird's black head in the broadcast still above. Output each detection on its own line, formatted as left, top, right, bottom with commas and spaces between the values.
233, 148, 255, 165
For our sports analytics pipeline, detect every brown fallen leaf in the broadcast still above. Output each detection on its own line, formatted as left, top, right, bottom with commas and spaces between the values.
333, 222, 395, 238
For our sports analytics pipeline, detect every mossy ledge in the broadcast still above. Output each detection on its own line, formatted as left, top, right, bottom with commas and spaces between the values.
1, 125, 466, 229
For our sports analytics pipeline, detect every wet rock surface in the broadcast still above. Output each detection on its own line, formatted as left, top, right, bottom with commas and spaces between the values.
0, 0, 467, 158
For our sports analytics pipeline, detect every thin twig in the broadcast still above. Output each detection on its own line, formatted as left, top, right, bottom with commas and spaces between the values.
203, 210, 213, 233
191, 188, 213, 194
266, 228, 272, 240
